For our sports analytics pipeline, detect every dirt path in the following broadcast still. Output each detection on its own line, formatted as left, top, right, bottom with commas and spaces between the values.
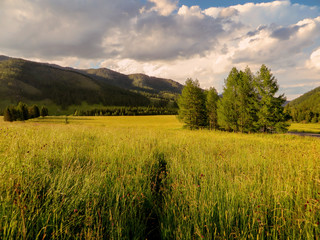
287, 132, 320, 138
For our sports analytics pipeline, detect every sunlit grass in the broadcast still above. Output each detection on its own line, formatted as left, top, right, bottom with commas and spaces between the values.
289, 123, 320, 133
27, 115, 183, 129
1, 116, 320, 239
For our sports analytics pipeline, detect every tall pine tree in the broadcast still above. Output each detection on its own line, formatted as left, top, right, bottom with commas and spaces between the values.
218, 67, 257, 132
218, 67, 240, 132
237, 67, 258, 133
178, 79, 207, 129
3, 107, 13, 122
206, 87, 219, 130
255, 64, 288, 133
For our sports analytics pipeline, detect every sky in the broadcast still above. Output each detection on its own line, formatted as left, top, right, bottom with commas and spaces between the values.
0, 0, 320, 100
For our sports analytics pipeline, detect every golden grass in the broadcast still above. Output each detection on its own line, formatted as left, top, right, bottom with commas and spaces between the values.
0, 116, 319, 239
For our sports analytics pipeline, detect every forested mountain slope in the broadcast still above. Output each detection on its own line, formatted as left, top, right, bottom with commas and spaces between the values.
286, 86, 320, 122
82, 69, 183, 101
0, 56, 183, 114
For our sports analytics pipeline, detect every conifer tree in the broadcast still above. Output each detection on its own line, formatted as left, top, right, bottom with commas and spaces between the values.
255, 64, 288, 133
218, 67, 259, 132
28, 105, 40, 119
3, 107, 13, 122
217, 67, 241, 132
178, 79, 207, 129
206, 87, 219, 130
237, 67, 258, 132
17, 102, 29, 120
40, 106, 49, 117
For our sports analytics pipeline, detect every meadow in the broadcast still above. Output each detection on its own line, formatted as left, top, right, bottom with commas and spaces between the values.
289, 123, 320, 134
0, 116, 320, 239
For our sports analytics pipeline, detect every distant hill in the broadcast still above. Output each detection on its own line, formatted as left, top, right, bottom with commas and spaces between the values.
0, 56, 183, 114
286, 86, 320, 122
82, 69, 183, 100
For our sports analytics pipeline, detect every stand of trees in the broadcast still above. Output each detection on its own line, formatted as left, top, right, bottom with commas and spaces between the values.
3, 102, 48, 122
74, 106, 178, 116
178, 65, 289, 133
284, 86, 320, 123
286, 108, 319, 123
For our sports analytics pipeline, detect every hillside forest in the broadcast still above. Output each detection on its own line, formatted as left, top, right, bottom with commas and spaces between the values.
285, 86, 320, 123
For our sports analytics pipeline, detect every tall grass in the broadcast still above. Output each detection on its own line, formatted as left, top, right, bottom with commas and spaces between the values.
0, 117, 319, 239
289, 123, 320, 133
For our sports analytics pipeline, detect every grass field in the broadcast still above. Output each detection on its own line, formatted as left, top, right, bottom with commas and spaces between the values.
1, 116, 320, 239
289, 123, 320, 134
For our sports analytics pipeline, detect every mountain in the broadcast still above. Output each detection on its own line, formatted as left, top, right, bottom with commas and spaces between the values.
81, 69, 183, 100
286, 86, 320, 122
0, 56, 183, 114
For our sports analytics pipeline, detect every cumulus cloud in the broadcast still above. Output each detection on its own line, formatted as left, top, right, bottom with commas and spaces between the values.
231, 17, 320, 65
0, 0, 320, 100
148, 0, 178, 16
204, 1, 319, 27
0, 0, 142, 59
308, 48, 320, 70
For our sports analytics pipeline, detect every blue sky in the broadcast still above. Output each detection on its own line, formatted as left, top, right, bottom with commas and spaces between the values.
0, 0, 320, 99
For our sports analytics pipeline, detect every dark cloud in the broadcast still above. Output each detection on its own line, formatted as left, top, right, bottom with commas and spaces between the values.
271, 24, 307, 40
119, 13, 225, 61
0, 0, 229, 61
247, 25, 267, 37
0, 0, 143, 59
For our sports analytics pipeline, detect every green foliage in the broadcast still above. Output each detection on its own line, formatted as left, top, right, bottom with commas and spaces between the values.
16, 102, 29, 120
3, 107, 13, 122
3, 102, 44, 121
217, 65, 288, 133
218, 67, 259, 133
84, 69, 183, 101
255, 65, 288, 133
0, 57, 182, 110
74, 106, 177, 116
178, 79, 207, 129
40, 106, 49, 117
28, 105, 40, 118
218, 67, 240, 131
286, 86, 320, 123
206, 87, 219, 130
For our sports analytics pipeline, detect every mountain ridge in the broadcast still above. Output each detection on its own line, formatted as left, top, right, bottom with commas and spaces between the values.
0, 56, 183, 115
286, 86, 320, 122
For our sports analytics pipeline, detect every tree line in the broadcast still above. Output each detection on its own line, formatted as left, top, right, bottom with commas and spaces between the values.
74, 106, 178, 116
284, 86, 320, 123
286, 108, 320, 123
3, 102, 48, 122
178, 65, 289, 133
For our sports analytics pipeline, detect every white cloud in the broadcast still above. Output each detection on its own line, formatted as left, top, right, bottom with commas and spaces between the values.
0, 0, 320, 100
308, 48, 320, 70
178, 5, 204, 19
148, 0, 178, 16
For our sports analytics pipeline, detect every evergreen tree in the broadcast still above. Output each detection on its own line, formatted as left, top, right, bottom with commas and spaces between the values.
16, 102, 29, 120
178, 79, 207, 129
28, 105, 40, 119
206, 87, 219, 130
218, 67, 259, 133
40, 106, 49, 117
10, 107, 19, 121
255, 64, 288, 133
217, 67, 241, 132
237, 68, 259, 133
3, 107, 13, 122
